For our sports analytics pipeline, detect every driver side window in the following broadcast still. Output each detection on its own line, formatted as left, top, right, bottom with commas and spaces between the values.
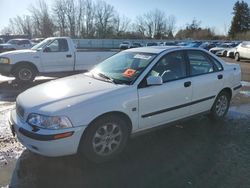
149, 51, 187, 82
44, 39, 69, 52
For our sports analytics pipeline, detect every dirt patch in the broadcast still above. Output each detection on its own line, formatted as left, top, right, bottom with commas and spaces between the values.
0, 103, 24, 168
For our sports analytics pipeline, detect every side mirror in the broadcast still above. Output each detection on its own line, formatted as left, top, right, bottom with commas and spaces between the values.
146, 75, 163, 86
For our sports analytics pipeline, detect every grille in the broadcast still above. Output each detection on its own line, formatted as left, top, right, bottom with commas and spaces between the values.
16, 103, 25, 119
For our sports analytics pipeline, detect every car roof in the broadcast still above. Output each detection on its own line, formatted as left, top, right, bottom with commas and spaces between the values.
9, 38, 29, 41
126, 46, 181, 54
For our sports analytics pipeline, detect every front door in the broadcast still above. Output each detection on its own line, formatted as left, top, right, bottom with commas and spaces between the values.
138, 51, 192, 129
41, 38, 74, 72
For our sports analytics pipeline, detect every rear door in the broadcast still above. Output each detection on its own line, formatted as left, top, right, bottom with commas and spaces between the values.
186, 50, 224, 115
40, 39, 74, 72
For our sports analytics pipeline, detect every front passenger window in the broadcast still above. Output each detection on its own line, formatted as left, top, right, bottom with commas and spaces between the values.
149, 51, 187, 82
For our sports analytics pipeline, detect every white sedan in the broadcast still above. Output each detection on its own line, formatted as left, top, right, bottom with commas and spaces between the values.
9, 46, 242, 163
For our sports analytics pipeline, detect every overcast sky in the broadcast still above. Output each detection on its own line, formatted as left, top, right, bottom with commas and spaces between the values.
0, 0, 243, 35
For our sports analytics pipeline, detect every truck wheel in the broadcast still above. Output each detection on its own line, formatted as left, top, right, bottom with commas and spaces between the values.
14, 65, 36, 83
209, 91, 230, 120
79, 115, 129, 163
235, 53, 240, 61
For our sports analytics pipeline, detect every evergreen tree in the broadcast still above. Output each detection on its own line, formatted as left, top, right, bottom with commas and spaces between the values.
229, 1, 250, 38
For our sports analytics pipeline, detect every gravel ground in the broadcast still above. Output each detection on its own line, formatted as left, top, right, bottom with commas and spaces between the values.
0, 102, 24, 168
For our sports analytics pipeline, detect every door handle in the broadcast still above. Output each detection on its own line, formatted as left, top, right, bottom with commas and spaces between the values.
184, 81, 191, 88
66, 54, 72, 58
217, 74, 223, 79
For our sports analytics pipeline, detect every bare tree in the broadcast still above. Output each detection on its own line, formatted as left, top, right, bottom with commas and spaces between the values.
64, 0, 76, 37
95, 0, 115, 38
134, 16, 146, 38
165, 15, 176, 38
85, 0, 95, 37
29, 0, 55, 37
134, 9, 174, 39
113, 14, 130, 37
53, 0, 68, 36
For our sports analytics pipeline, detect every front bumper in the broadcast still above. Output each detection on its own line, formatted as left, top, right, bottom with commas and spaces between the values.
0, 63, 13, 76
9, 109, 86, 157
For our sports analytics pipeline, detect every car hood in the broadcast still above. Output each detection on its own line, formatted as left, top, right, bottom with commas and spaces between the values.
17, 74, 127, 114
0, 43, 13, 48
0, 49, 36, 57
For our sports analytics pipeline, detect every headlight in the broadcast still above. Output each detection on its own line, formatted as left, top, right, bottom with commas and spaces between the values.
27, 114, 73, 129
0, 57, 10, 64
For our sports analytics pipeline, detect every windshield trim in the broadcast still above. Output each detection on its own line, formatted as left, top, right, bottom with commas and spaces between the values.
31, 38, 53, 50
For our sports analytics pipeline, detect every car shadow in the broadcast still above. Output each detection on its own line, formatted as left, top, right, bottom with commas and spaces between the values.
9, 114, 250, 188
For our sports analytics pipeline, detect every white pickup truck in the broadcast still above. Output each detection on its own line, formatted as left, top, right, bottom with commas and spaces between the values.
0, 37, 117, 82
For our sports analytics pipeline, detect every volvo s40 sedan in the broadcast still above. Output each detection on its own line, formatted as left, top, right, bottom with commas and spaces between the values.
9, 46, 242, 163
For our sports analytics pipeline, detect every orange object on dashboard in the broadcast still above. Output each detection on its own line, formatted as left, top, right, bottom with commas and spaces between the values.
123, 69, 136, 77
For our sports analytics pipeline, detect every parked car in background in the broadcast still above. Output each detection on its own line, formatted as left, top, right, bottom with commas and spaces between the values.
209, 43, 235, 57
200, 42, 216, 51
163, 41, 177, 46
119, 41, 132, 49
0, 38, 4, 44
235, 41, 250, 61
131, 42, 142, 48
0, 39, 32, 53
146, 42, 159, 46
226, 43, 241, 58
186, 41, 203, 48
9, 46, 241, 163
0, 37, 117, 82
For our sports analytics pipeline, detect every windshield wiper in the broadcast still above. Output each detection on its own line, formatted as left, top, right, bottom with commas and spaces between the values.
97, 72, 116, 84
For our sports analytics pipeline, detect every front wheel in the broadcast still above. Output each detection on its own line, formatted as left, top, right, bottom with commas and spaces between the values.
13, 65, 36, 83
210, 91, 230, 120
79, 115, 129, 163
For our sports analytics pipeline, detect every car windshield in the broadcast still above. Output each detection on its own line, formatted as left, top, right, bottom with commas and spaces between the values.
31, 38, 53, 50
89, 52, 156, 85
217, 44, 232, 48
7, 40, 18, 45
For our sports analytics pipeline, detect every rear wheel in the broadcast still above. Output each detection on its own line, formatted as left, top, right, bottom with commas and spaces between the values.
210, 91, 230, 120
235, 52, 240, 61
79, 115, 129, 163
13, 65, 37, 83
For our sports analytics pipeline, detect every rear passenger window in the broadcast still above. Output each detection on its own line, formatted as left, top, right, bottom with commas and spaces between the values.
187, 50, 214, 76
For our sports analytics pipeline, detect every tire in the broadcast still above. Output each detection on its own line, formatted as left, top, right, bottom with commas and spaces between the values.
79, 115, 129, 163
13, 65, 36, 83
235, 52, 240, 61
210, 91, 230, 120
223, 50, 227, 57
